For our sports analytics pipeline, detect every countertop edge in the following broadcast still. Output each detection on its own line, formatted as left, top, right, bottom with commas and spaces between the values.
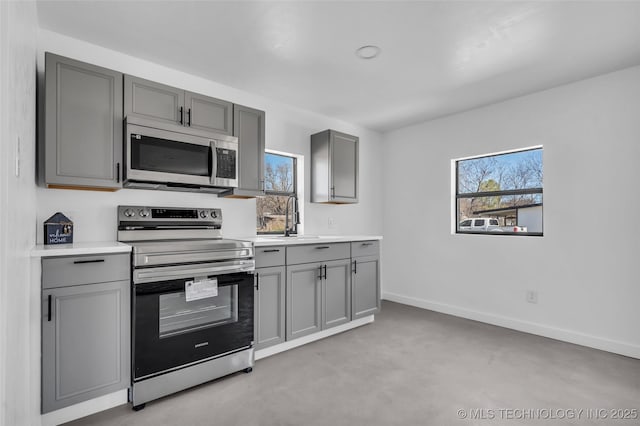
31, 242, 132, 258
233, 235, 383, 247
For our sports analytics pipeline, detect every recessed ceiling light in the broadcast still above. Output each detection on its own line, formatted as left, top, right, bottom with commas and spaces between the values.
356, 45, 381, 60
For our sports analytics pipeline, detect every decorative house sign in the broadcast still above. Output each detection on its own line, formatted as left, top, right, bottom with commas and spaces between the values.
44, 212, 73, 245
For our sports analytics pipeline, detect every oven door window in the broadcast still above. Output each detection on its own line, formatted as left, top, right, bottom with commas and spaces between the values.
159, 285, 238, 338
131, 134, 210, 177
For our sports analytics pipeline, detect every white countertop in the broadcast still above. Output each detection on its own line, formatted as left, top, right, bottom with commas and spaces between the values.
233, 235, 382, 247
31, 242, 132, 258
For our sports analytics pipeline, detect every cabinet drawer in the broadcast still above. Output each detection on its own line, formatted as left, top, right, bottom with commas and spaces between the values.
287, 243, 350, 265
255, 246, 285, 268
42, 253, 130, 289
351, 240, 379, 258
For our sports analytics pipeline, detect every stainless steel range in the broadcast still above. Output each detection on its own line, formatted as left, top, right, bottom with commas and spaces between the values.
118, 206, 255, 410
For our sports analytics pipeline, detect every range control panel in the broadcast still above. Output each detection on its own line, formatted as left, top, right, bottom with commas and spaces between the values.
118, 206, 222, 223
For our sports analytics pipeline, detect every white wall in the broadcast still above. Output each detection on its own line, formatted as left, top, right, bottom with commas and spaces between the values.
35, 30, 384, 242
0, 1, 38, 426
382, 65, 640, 358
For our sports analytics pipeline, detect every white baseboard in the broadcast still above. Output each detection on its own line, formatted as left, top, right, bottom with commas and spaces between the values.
255, 316, 375, 360
40, 389, 127, 426
382, 292, 640, 360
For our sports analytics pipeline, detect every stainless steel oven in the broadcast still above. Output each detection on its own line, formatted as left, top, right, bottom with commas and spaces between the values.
124, 116, 238, 191
118, 206, 254, 410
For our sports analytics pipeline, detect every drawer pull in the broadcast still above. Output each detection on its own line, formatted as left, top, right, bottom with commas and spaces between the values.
263, 249, 280, 253
73, 259, 105, 264
361, 242, 374, 246
315, 246, 330, 250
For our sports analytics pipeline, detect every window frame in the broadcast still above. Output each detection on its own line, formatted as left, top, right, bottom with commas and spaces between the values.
455, 147, 543, 237
257, 152, 299, 235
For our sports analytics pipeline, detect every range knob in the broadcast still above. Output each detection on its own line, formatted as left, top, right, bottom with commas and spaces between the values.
123, 209, 135, 218
200, 211, 208, 218
139, 209, 150, 218
211, 211, 218, 218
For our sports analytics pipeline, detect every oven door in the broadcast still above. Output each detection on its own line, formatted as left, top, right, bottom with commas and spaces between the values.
126, 123, 213, 186
133, 272, 254, 380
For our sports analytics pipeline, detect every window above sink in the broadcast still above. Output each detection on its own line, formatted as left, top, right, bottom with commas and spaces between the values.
256, 151, 302, 235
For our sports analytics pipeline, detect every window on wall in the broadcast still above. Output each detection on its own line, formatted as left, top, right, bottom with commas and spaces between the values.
455, 147, 543, 236
256, 152, 298, 234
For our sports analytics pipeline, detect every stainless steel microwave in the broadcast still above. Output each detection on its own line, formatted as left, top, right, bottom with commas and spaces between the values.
123, 116, 238, 192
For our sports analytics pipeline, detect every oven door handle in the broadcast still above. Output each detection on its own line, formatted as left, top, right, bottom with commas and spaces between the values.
136, 248, 254, 267
134, 260, 255, 284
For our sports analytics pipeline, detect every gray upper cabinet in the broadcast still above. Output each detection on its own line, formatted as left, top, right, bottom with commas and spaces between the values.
351, 241, 381, 319
186, 91, 233, 135
124, 75, 184, 125
45, 53, 123, 189
124, 75, 232, 135
255, 265, 286, 350
41, 253, 130, 413
232, 104, 265, 195
311, 129, 359, 204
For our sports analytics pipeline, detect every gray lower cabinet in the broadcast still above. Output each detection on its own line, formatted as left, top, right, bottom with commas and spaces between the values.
45, 52, 123, 189
254, 266, 286, 350
311, 129, 359, 204
41, 254, 130, 413
286, 262, 323, 340
286, 243, 352, 340
232, 104, 265, 195
351, 241, 381, 319
323, 259, 352, 329
124, 75, 232, 135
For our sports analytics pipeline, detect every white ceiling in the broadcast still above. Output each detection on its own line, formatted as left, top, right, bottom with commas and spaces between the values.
37, 1, 640, 132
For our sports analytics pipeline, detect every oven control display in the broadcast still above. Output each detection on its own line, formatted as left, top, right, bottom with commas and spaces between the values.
152, 209, 198, 219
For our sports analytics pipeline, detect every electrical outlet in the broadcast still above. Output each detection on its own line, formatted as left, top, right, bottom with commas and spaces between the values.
526, 290, 538, 304
328, 217, 336, 229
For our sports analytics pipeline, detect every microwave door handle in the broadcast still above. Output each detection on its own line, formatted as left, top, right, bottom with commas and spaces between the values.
210, 142, 216, 183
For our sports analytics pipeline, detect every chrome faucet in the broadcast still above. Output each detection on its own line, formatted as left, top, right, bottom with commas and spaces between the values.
284, 195, 300, 237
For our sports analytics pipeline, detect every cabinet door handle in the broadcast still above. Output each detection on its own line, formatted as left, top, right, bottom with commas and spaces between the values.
47, 295, 52, 322
255, 272, 259, 290
318, 266, 323, 280
187, 108, 192, 126
323, 264, 327, 280
116, 162, 120, 183
353, 260, 357, 274
331, 186, 335, 199
263, 249, 280, 253
179, 106, 184, 125
73, 259, 105, 264
315, 246, 330, 250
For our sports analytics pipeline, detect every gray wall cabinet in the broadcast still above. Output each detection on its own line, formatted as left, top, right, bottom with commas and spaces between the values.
351, 241, 381, 319
186, 91, 233, 135
311, 129, 359, 204
124, 75, 232, 135
254, 266, 286, 350
41, 254, 130, 413
45, 53, 123, 189
232, 104, 265, 195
